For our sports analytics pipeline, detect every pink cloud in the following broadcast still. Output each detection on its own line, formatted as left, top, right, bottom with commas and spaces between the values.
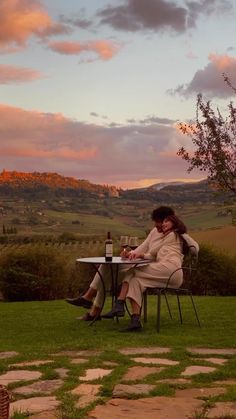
0, 0, 67, 51
170, 53, 236, 98
0, 103, 203, 186
49, 40, 121, 60
208, 53, 236, 70
0, 147, 97, 160
0, 64, 43, 84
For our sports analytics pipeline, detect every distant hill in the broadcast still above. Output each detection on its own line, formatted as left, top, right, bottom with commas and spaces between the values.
139, 181, 187, 191
121, 179, 232, 203
0, 170, 120, 198
0, 170, 232, 204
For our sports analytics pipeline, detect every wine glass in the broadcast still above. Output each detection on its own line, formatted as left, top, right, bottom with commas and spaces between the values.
128, 236, 139, 250
120, 235, 129, 249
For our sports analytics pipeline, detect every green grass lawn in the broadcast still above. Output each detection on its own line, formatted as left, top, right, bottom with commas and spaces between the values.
1, 297, 236, 419
1, 296, 236, 355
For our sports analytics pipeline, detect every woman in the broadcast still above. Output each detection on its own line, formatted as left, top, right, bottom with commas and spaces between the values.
66, 206, 176, 321
103, 215, 191, 332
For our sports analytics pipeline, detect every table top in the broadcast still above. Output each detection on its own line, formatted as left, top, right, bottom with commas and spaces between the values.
76, 256, 151, 265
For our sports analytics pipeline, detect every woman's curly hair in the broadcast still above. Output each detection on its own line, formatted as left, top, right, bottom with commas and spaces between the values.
164, 215, 189, 254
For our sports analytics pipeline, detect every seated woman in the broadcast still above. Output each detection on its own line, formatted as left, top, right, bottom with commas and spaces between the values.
66, 206, 176, 321
102, 215, 194, 332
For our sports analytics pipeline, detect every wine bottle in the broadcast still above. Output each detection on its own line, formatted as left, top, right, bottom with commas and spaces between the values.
105, 231, 113, 262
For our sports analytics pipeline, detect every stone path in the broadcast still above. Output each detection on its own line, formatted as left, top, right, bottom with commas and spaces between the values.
0, 347, 236, 418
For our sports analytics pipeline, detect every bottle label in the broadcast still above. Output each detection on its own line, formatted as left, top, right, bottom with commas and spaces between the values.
105, 243, 113, 257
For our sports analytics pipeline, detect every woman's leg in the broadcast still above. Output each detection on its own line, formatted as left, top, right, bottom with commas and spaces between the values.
78, 265, 110, 320
120, 296, 142, 332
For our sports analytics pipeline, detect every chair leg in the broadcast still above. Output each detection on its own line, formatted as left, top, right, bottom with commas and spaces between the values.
156, 292, 161, 333
143, 292, 147, 323
164, 293, 172, 319
189, 293, 201, 327
176, 293, 183, 324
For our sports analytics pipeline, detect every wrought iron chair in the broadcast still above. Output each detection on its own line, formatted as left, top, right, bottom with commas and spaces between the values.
0, 385, 10, 419
142, 245, 201, 332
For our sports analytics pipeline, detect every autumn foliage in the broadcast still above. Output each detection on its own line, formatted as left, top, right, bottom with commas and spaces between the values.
178, 75, 236, 195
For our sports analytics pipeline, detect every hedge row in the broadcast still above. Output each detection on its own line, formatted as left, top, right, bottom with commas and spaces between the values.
0, 242, 236, 301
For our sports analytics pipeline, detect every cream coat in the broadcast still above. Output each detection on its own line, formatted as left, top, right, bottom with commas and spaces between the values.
90, 228, 199, 308
125, 231, 186, 307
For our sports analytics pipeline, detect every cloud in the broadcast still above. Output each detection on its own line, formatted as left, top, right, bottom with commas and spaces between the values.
48, 40, 122, 60
0, 64, 43, 84
96, 0, 233, 34
90, 112, 108, 119
60, 15, 93, 30
0, 103, 203, 187
0, 0, 68, 52
138, 116, 176, 125
169, 53, 236, 98
97, 0, 187, 33
186, 0, 233, 27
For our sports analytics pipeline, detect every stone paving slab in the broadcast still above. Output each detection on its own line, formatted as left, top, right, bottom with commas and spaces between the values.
197, 357, 227, 365
12, 379, 63, 395
53, 350, 102, 357
80, 368, 112, 381
119, 347, 170, 355
207, 401, 236, 418
181, 365, 216, 376
76, 395, 100, 409
122, 366, 164, 381
175, 387, 226, 399
156, 378, 191, 385
214, 379, 236, 385
71, 383, 101, 396
87, 396, 203, 419
71, 383, 102, 408
131, 357, 179, 366
113, 384, 155, 397
55, 368, 68, 379
11, 360, 53, 367
103, 361, 119, 367
0, 370, 42, 385
187, 347, 236, 355
29, 411, 58, 419
0, 351, 19, 359
10, 396, 59, 416
71, 358, 88, 364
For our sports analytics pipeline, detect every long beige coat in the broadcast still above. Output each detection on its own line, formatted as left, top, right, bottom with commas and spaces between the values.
90, 228, 199, 308
125, 231, 184, 307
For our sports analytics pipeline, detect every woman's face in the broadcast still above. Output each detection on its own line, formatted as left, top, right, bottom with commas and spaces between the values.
162, 218, 174, 233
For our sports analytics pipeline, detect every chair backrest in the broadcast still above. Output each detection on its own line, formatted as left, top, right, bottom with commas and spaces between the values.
181, 245, 199, 288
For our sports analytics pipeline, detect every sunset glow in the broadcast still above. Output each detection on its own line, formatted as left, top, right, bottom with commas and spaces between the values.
0, 0, 235, 188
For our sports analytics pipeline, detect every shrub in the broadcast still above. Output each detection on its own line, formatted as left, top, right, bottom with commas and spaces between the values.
188, 243, 236, 295
0, 245, 69, 301
58, 232, 77, 242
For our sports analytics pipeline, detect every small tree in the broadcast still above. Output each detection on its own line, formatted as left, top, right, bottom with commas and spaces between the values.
177, 75, 236, 195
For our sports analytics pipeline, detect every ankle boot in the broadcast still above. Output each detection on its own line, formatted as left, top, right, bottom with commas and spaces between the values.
102, 299, 125, 319
120, 314, 142, 332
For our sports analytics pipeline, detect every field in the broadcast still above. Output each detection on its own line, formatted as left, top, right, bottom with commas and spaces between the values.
191, 226, 236, 255
0, 195, 235, 258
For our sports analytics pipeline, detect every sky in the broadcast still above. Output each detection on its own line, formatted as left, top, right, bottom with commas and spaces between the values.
0, 0, 236, 189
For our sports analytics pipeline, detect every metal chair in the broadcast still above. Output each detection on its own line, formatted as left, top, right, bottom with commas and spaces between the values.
142, 246, 201, 332
0, 385, 10, 419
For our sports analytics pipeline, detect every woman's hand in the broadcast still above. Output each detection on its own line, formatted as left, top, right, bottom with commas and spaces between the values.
120, 249, 130, 259
128, 251, 144, 260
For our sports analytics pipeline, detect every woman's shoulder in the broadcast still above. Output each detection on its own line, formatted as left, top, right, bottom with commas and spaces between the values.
163, 231, 177, 242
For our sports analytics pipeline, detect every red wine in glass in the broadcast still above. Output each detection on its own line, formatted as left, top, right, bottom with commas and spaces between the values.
120, 236, 129, 249
128, 237, 139, 250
